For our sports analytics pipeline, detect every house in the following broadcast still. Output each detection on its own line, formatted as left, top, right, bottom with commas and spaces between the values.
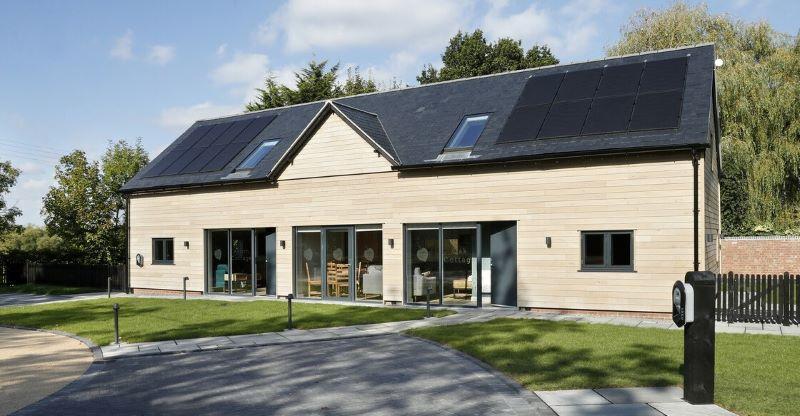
121, 44, 721, 315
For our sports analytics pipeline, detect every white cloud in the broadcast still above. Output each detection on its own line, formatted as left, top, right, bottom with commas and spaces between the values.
211, 53, 269, 85
256, 0, 470, 53
21, 178, 50, 191
481, 0, 608, 61
147, 45, 175, 65
216, 43, 228, 57
17, 161, 42, 175
110, 29, 134, 60
159, 102, 241, 130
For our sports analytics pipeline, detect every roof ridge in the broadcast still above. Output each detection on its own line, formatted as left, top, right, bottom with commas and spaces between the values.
195, 43, 715, 123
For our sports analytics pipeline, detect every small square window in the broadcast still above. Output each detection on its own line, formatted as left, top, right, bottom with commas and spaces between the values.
237, 140, 279, 170
445, 115, 489, 150
153, 238, 174, 264
581, 231, 633, 271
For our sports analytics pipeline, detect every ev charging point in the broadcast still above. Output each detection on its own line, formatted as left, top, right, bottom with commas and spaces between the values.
674, 271, 716, 405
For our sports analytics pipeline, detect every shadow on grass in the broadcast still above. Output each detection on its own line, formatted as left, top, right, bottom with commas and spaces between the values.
409, 318, 683, 391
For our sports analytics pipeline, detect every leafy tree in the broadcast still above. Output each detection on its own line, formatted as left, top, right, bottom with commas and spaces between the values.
0, 225, 73, 264
41, 140, 149, 264
246, 61, 378, 111
608, 2, 800, 235
417, 30, 558, 84
0, 161, 22, 236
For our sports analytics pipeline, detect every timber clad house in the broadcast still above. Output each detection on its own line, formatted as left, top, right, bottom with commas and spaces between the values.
121, 44, 721, 315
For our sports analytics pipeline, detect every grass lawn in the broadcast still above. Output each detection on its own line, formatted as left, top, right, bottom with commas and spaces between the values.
409, 318, 800, 416
0, 297, 452, 346
0, 283, 101, 296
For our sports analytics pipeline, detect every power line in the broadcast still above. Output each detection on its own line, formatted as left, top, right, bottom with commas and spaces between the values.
0, 137, 72, 154
0, 141, 64, 157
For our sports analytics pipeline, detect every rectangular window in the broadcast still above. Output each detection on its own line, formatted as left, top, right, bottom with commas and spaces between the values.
237, 139, 279, 170
581, 231, 633, 271
445, 114, 489, 149
152, 238, 174, 264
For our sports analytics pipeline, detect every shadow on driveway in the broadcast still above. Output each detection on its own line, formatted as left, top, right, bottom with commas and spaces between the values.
14, 334, 554, 415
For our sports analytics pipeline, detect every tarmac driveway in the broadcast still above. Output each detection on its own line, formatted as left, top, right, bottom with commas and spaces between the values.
0, 293, 104, 307
14, 334, 554, 415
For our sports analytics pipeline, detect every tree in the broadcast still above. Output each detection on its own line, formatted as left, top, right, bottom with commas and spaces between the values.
246, 61, 378, 112
0, 161, 22, 236
608, 2, 800, 235
0, 225, 71, 264
417, 30, 558, 84
41, 140, 149, 264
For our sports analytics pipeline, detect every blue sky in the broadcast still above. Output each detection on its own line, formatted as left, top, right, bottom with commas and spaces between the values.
1, 0, 798, 225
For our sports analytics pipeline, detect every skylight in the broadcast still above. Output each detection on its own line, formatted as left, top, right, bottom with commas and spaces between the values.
445, 114, 489, 149
237, 140, 279, 170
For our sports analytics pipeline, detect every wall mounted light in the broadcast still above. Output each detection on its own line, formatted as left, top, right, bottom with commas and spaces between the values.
184, 241, 190, 249
388, 238, 394, 248
280, 240, 286, 249
545, 237, 552, 248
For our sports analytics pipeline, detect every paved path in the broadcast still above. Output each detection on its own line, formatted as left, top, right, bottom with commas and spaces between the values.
536, 387, 735, 416
0, 327, 93, 415
0, 292, 107, 307
15, 334, 554, 416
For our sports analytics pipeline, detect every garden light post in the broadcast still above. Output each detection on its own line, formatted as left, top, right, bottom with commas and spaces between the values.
183, 276, 189, 300
107, 277, 112, 298
426, 286, 432, 318
286, 293, 294, 330
113, 303, 120, 345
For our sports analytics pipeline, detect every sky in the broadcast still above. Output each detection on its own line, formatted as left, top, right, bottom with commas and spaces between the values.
1, 0, 798, 226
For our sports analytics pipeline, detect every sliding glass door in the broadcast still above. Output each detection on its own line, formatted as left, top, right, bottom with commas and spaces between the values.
207, 228, 275, 295
294, 226, 382, 301
406, 224, 478, 306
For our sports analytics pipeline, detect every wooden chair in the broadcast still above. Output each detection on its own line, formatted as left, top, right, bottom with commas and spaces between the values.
305, 262, 322, 297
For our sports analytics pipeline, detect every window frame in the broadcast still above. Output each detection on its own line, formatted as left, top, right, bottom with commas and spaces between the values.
580, 230, 634, 272
152, 238, 175, 265
443, 114, 490, 151
237, 139, 280, 171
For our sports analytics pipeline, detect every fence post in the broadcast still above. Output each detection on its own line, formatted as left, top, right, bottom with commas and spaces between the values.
781, 272, 790, 326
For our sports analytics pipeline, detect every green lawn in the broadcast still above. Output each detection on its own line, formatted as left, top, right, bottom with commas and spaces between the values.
0, 298, 452, 346
0, 283, 101, 296
409, 318, 800, 416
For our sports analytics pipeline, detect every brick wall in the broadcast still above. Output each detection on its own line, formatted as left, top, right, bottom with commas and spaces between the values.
721, 237, 800, 273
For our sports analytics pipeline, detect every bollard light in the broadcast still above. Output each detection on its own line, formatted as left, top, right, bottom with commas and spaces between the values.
286, 293, 294, 330
107, 277, 112, 298
113, 303, 120, 345
183, 276, 189, 300
426, 286, 432, 318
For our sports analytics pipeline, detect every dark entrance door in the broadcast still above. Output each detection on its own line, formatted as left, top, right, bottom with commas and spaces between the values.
489, 222, 517, 307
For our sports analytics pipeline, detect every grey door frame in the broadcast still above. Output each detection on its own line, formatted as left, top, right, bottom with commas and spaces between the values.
205, 228, 275, 296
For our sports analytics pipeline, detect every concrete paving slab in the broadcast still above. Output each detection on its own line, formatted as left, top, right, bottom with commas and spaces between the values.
535, 389, 610, 406
595, 387, 683, 404
550, 403, 662, 416
650, 402, 737, 416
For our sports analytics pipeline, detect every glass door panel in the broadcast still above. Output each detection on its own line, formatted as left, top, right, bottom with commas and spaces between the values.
296, 231, 322, 298
325, 229, 351, 300
255, 229, 268, 296
443, 228, 478, 305
230, 230, 253, 294
407, 229, 440, 304
356, 230, 382, 301
209, 230, 230, 293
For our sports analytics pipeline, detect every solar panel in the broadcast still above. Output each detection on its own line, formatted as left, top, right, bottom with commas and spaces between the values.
172, 125, 214, 151
517, 73, 564, 106
596, 63, 644, 97
195, 121, 235, 148
555, 69, 603, 101
496, 104, 550, 143
160, 147, 206, 176
537, 99, 592, 139
638, 57, 687, 93
582, 95, 636, 135
212, 119, 254, 146
232, 115, 276, 143
629, 90, 683, 131
200, 142, 252, 172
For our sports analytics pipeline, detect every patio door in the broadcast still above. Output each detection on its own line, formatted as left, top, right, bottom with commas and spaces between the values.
324, 228, 353, 300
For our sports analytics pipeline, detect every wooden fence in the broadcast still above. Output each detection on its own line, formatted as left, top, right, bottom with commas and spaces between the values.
716, 272, 799, 326
1, 261, 127, 292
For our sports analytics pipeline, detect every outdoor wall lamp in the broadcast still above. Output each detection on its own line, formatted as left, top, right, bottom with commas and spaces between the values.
388, 238, 394, 248
280, 240, 286, 249
545, 237, 552, 248
184, 241, 190, 249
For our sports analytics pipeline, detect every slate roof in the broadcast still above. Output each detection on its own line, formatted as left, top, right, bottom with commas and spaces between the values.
122, 44, 716, 193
